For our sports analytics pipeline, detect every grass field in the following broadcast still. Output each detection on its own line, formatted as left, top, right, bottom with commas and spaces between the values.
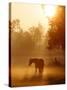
11, 65, 65, 87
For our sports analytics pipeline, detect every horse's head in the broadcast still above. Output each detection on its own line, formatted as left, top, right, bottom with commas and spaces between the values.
28, 59, 33, 66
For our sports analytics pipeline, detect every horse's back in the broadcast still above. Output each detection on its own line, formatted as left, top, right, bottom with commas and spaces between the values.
29, 58, 44, 67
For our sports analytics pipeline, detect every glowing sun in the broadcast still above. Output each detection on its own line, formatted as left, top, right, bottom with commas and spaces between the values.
43, 5, 57, 18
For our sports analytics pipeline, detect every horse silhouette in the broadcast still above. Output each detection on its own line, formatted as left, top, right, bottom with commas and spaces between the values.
29, 58, 44, 76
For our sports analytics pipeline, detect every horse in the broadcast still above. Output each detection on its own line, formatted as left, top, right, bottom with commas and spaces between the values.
29, 58, 44, 76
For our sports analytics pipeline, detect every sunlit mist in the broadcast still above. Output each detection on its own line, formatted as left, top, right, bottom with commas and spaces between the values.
42, 5, 57, 18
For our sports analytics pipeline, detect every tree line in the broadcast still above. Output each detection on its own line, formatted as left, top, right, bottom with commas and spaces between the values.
9, 6, 65, 56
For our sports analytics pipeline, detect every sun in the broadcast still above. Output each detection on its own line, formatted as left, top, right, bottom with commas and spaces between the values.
41, 4, 57, 33
43, 5, 57, 18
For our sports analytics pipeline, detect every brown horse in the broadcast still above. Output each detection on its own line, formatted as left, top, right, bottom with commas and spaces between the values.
29, 58, 44, 76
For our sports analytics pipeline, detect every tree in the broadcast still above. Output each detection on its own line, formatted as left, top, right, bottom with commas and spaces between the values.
29, 23, 43, 46
47, 6, 65, 50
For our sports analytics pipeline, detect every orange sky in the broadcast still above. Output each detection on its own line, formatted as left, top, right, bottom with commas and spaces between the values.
11, 3, 49, 31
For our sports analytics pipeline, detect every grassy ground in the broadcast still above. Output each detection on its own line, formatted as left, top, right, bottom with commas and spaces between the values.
11, 66, 65, 87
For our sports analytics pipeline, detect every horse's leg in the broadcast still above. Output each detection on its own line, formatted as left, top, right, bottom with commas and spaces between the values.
35, 67, 37, 74
39, 68, 43, 77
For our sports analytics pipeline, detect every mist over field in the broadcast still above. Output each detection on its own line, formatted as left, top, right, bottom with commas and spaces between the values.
10, 38, 65, 87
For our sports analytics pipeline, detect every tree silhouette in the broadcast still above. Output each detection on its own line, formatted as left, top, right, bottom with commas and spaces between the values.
29, 23, 43, 46
47, 6, 65, 50
10, 19, 44, 56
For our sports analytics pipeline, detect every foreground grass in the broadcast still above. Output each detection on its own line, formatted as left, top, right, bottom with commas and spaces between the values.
11, 66, 65, 87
